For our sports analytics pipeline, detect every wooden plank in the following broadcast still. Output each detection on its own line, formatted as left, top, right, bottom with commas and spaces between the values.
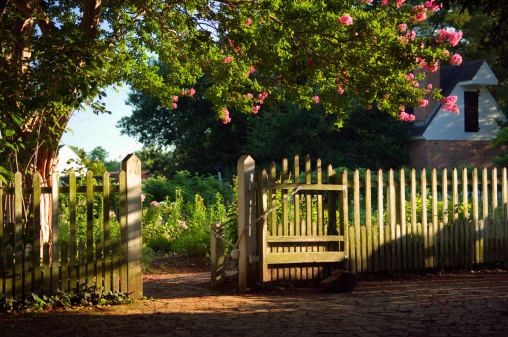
78, 241, 85, 291
257, 170, 269, 283
266, 183, 346, 191
43, 243, 50, 295
377, 169, 385, 271
365, 169, 373, 273
267, 235, 344, 243
361, 226, 367, 272
417, 223, 424, 268
396, 224, 402, 271
23, 244, 32, 298
492, 168, 499, 261
472, 168, 480, 264
51, 173, 59, 293
281, 158, 290, 280
411, 169, 417, 269
388, 170, 396, 271
269, 162, 277, 281
399, 169, 406, 270
300, 220, 307, 280
439, 221, 445, 267
316, 160, 324, 279
421, 169, 428, 268
5, 245, 13, 297
69, 172, 77, 292
32, 173, 41, 296
294, 157, 301, 280
341, 170, 348, 257
431, 169, 437, 267
385, 224, 391, 272
96, 239, 103, 289
349, 227, 356, 273
354, 170, 361, 273
305, 155, 314, 279
327, 165, 336, 278
119, 170, 127, 292
102, 171, 111, 292
61, 242, 68, 293
373, 224, 380, 272
266, 251, 346, 264
442, 169, 449, 266
86, 171, 94, 289
453, 168, 459, 225
112, 239, 119, 292
14, 172, 23, 298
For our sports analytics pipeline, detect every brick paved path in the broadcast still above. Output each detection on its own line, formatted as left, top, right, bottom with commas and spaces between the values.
1, 270, 507, 336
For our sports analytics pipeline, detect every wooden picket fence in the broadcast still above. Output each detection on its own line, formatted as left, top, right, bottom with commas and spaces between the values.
0, 155, 142, 300
237, 155, 508, 291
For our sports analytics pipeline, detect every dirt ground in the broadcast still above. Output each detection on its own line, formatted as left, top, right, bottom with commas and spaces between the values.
1, 254, 508, 336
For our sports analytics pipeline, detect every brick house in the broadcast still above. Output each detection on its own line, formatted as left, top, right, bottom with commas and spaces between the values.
406, 60, 507, 170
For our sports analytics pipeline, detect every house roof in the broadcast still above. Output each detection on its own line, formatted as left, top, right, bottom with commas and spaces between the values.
407, 60, 486, 137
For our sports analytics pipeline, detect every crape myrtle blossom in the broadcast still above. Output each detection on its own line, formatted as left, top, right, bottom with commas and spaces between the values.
410, 5, 427, 22
436, 29, 463, 47
251, 105, 260, 114
442, 96, 459, 114
339, 15, 353, 25
419, 99, 429, 107
245, 18, 252, 27
312, 96, 320, 103
450, 54, 463, 65
222, 108, 231, 124
399, 106, 415, 122
425, 0, 442, 11
399, 23, 407, 32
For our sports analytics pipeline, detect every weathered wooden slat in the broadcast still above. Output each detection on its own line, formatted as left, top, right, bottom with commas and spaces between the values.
341, 170, 348, 254
32, 173, 41, 295
354, 170, 361, 273
305, 156, 314, 279
396, 224, 402, 271
69, 172, 77, 292
453, 168, 459, 225
365, 169, 373, 273
257, 170, 269, 283
316, 160, 324, 279
421, 169, 428, 268
377, 169, 385, 271
472, 169, 480, 264
349, 227, 356, 274
51, 173, 59, 293
14, 173, 23, 299
267, 236, 345, 243
78, 241, 85, 292
61, 242, 68, 293
96, 239, 103, 289
411, 169, 417, 269
399, 169, 406, 270
86, 171, 94, 289
417, 223, 424, 268
442, 169, 449, 266
388, 170, 396, 271
266, 251, 346, 264
112, 239, 119, 292
43, 243, 50, 295
269, 162, 277, 281
482, 168, 488, 263
265, 183, 346, 191
281, 158, 290, 281
23, 244, 32, 299
327, 165, 336, 277
492, 168, 499, 261
361, 226, 367, 272
4, 245, 13, 297
119, 170, 128, 293
431, 169, 438, 267
103, 171, 111, 292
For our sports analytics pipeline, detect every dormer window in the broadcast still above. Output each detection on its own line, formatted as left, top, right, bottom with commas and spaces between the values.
464, 91, 479, 132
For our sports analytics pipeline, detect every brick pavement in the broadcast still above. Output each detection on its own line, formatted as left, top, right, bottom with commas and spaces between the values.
1, 270, 507, 336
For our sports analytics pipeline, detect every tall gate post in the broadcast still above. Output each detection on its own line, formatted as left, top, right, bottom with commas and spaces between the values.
237, 155, 257, 293
121, 154, 143, 300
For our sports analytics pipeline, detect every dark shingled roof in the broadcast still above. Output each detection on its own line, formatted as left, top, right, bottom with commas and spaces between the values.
406, 60, 486, 137
440, 60, 485, 97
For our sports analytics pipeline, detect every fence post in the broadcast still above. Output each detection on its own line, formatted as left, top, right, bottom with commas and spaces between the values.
121, 154, 142, 300
237, 155, 256, 293
210, 223, 226, 286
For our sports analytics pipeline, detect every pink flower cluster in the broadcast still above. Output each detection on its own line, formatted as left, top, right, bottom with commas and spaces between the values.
223, 56, 233, 63
399, 108, 416, 122
181, 88, 196, 97
450, 53, 462, 65
436, 29, 463, 47
381, 0, 389, 5
257, 91, 268, 104
399, 23, 407, 32
425, 0, 442, 11
246, 65, 256, 77
410, 5, 427, 22
406, 73, 419, 87
361, 0, 373, 2
245, 18, 252, 27
419, 99, 429, 107
417, 57, 439, 72
442, 96, 459, 114
251, 105, 260, 114
339, 15, 353, 25
312, 96, 320, 103
222, 108, 231, 124
396, 0, 405, 9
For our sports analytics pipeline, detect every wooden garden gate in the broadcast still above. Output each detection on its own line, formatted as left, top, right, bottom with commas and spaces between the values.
237, 155, 348, 292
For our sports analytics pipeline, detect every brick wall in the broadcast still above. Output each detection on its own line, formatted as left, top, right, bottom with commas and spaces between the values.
413, 66, 440, 123
408, 140, 505, 170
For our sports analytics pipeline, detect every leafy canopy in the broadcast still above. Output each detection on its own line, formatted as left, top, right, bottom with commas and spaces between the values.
1, 0, 461, 182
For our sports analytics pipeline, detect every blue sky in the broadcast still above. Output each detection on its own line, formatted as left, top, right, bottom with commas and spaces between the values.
60, 85, 143, 162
